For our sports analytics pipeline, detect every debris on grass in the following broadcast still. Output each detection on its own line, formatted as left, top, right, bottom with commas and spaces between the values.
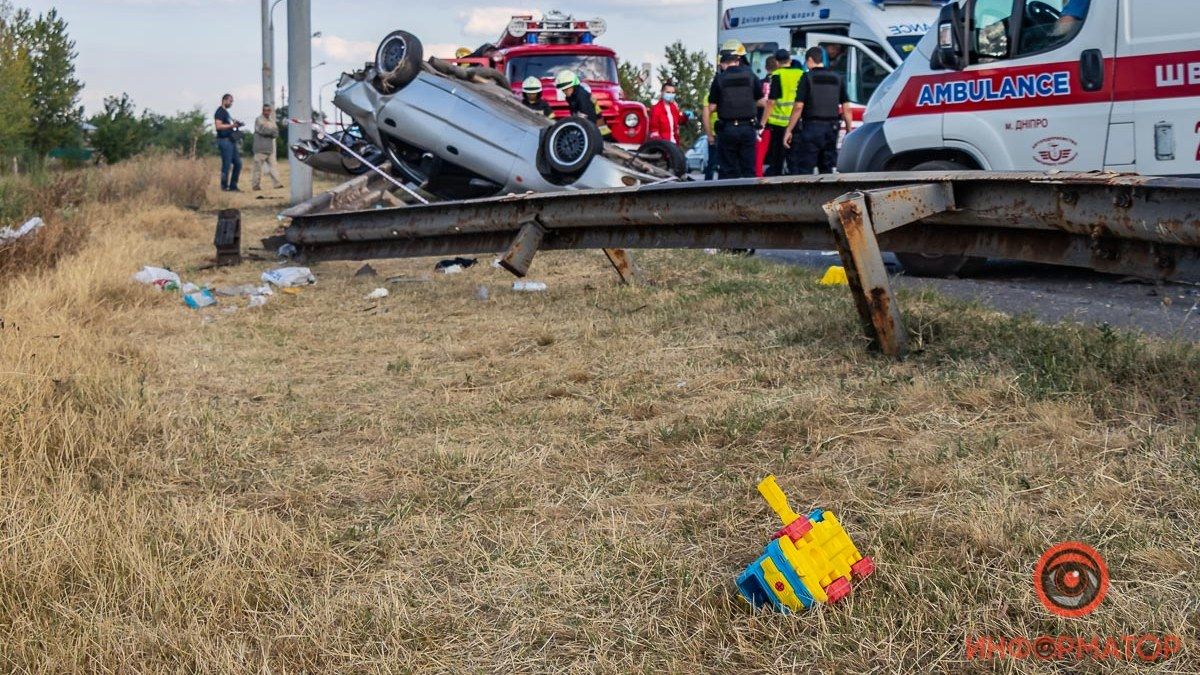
512, 280, 547, 292
262, 266, 316, 287
435, 257, 478, 274
132, 265, 181, 291
0, 217, 44, 246
365, 287, 389, 300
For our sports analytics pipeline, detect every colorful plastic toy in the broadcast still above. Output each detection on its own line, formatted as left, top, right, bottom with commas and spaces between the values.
736, 475, 875, 613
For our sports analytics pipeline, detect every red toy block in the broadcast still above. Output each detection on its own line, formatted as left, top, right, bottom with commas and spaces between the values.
824, 577, 852, 604
772, 517, 813, 542
851, 556, 875, 580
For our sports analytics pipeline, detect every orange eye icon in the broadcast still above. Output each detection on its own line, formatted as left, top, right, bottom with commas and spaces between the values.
1034, 542, 1109, 618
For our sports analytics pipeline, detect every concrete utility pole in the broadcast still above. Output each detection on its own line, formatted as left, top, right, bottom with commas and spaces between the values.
287, 0, 313, 203
717, 0, 724, 49
261, 0, 271, 106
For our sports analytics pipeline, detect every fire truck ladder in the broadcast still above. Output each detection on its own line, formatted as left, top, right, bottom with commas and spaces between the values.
276, 171, 1200, 357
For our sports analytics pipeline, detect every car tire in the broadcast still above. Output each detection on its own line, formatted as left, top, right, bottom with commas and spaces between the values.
470, 66, 511, 90
541, 117, 602, 176
895, 159, 985, 277
375, 31, 423, 92
636, 139, 687, 178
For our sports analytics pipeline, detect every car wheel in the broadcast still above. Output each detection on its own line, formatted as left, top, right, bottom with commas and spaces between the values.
895, 159, 985, 277
375, 31, 423, 92
636, 139, 687, 178
541, 118, 602, 176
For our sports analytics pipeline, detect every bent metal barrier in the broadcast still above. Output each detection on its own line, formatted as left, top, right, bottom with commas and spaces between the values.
280, 171, 1200, 357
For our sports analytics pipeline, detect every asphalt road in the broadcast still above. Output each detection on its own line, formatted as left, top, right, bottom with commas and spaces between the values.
757, 250, 1200, 342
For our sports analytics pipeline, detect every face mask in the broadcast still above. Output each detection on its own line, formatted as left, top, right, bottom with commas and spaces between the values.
663, 93, 676, 103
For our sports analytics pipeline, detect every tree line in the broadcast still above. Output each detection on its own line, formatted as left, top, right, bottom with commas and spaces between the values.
0, 2, 216, 167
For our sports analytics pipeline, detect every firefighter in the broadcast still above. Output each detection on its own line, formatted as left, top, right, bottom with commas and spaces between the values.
703, 39, 764, 180
760, 49, 803, 176
554, 70, 613, 140
521, 76, 554, 117
783, 47, 853, 175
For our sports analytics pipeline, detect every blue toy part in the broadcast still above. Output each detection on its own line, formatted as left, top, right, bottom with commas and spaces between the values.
736, 539, 816, 613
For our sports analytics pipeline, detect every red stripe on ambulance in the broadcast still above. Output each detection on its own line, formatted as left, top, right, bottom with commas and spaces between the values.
888, 50, 1200, 118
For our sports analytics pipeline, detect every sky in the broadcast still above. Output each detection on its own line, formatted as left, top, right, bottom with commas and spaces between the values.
19, 0, 763, 121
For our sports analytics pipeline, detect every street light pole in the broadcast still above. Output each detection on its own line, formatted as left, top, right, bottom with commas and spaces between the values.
318, 78, 339, 123
287, 0, 313, 203
261, 0, 271, 106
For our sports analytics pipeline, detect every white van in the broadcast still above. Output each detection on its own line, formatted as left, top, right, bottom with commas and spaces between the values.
840, 0, 1200, 177
719, 0, 949, 114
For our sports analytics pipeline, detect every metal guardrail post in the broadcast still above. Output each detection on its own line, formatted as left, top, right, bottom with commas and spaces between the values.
602, 248, 638, 284
500, 219, 547, 277
824, 183, 957, 358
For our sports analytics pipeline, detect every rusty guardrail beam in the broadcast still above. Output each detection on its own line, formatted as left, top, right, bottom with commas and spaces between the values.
282, 172, 1200, 283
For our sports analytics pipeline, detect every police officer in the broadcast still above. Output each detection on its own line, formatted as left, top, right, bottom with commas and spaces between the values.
521, 76, 554, 117
759, 49, 803, 176
783, 47, 854, 175
703, 40, 764, 179
555, 70, 613, 140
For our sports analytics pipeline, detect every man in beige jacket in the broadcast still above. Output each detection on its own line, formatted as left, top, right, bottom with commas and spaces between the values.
251, 104, 284, 190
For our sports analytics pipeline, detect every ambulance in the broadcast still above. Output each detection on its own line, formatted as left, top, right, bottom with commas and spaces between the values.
840, 0, 1200, 177
719, 0, 950, 113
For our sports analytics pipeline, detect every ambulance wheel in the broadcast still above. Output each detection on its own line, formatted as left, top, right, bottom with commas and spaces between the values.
897, 160, 986, 277
375, 31, 423, 92
636, 139, 687, 178
542, 118, 602, 176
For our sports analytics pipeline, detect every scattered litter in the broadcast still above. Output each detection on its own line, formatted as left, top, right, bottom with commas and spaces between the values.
474, 285, 490, 301
703, 248, 719, 255
512, 280, 547, 292
365, 287, 389, 300
262, 266, 316, 287
248, 294, 268, 308
180, 282, 200, 294
183, 288, 217, 309
132, 266, 181, 291
491, 257, 503, 268
277, 243, 298, 258
216, 284, 273, 297
0, 217, 45, 245
435, 257, 478, 273
355, 263, 378, 278
819, 266, 849, 286
736, 475, 874, 613
280, 287, 302, 296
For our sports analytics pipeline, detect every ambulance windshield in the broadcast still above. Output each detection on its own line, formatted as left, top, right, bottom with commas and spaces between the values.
887, 36, 922, 60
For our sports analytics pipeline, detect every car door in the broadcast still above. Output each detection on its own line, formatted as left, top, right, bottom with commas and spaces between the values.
942, 0, 1116, 171
1113, 0, 1200, 176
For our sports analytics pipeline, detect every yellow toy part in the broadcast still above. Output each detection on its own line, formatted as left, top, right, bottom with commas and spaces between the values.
757, 475, 801, 526
778, 511, 865, 602
759, 556, 805, 612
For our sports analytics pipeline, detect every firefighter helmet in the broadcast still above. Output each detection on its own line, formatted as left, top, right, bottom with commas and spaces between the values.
522, 76, 542, 94
454, 47, 471, 59
554, 70, 581, 90
720, 39, 747, 57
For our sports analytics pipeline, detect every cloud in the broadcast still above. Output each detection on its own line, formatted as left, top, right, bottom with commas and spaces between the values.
456, 7, 536, 38
314, 35, 375, 64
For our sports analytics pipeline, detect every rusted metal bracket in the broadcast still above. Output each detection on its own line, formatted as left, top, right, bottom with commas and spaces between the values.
499, 218, 546, 277
823, 183, 956, 357
602, 248, 638, 284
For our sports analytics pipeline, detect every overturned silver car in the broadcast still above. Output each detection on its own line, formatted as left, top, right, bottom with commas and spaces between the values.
293, 31, 683, 201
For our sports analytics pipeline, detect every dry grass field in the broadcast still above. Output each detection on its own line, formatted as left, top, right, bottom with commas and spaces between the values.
1, 157, 1198, 673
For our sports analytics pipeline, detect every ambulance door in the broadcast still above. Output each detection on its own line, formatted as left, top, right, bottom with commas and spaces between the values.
805, 33, 895, 107
1114, 0, 1200, 176
943, 0, 1116, 171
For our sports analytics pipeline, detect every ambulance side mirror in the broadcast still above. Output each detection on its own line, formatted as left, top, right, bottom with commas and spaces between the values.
932, 3, 967, 71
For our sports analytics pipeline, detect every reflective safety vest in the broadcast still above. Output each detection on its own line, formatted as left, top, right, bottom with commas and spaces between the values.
768, 65, 804, 128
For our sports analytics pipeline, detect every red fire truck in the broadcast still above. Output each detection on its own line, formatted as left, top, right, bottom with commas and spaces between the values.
452, 11, 649, 147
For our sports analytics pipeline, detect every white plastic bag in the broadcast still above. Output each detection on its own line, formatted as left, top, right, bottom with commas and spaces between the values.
133, 266, 181, 291
512, 280, 547, 292
0, 217, 44, 245
365, 287, 389, 299
261, 267, 316, 288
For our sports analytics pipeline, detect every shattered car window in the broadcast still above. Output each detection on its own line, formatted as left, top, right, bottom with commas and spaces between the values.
507, 55, 619, 84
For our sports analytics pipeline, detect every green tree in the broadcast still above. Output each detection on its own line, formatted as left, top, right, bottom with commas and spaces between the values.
617, 60, 651, 107
89, 94, 143, 163
142, 108, 212, 158
0, 6, 33, 158
11, 7, 83, 154
656, 41, 715, 146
